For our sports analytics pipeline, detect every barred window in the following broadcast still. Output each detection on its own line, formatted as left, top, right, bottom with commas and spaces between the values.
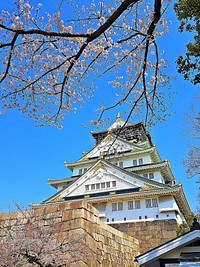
106, 182, 110, 188
145, 199, 152, 208
79, 169, 83, 175
139, 158, 143, 165
101, 182, 105, 189
119, 162, 123, 168
112, 181, 116, 187
133, 159, 137, 166
149, 173, 154, 179
152, 198, 158, 207
96, 183, 100, 189
143, 173, 148, 178
91, 184, 95, 190
135, 200, 141, 209
118, 202, 123, 211
128, 201, 134, 210
112, 203, 117, 211
85, 185, 89, 191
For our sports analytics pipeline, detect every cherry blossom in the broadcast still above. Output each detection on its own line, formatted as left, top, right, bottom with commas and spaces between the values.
0, 0, 172, 126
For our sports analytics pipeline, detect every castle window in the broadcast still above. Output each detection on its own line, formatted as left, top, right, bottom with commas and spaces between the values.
119, 161, 123, 168
112, 218, 114, 222
79, 169, 83, 175
128, 201, 134, 210
101, 182, 105, 189
107, 218, 109, 222
85, 185, 89, 191
96, 183, 100, 189
143, 173, 154, 179
135, 200, 141, 209
139, 216, 142, 220
124, 217, 126, 221
145, 215, 148, 219
91, 184, 95, 190
83, 168, 87, 173
139, 158, 143, 165
152, 198, 158, 207
133, 158, 143, 166
112, 202, 123, 211
145, 199, 152, 208
133, 159, 137, 166
112, 203, 117, 211
145, 198, 158, 208
106, 182, 110, 188
149, 173, 154, 179
156, 215, 159, 218
112, 181, 116, 187
118, 202, 123, 211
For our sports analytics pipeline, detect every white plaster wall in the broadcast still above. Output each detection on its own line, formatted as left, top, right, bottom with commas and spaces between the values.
72, 153, 152, 175
66, 170, 135, 197
99, 198, 179, 223
114, 155, 152, 168
153, 171, 165, 183
141, 155, 152, 164
159, 196, 179, 211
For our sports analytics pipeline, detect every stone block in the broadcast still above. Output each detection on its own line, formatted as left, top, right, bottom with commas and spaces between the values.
62, 209, 73, 221
43, 204, 58, 215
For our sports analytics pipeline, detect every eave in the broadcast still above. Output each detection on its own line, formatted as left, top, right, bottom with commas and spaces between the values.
64, 146, 161, 171
125, 160, 175, 183
75, 132, 146, 163
47, 176, 79, 189
86, 188, 178, 204
42, 185, 190, 219
172, 184, 191, 218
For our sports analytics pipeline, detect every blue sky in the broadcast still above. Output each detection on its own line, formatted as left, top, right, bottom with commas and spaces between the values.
0, 1, 199, 212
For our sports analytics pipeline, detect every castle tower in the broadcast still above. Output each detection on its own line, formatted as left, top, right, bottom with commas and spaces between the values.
40, 115, 191, 253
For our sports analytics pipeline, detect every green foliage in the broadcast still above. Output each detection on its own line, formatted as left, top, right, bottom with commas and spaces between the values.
176, 213, 200, 236
174, 0, 200, 84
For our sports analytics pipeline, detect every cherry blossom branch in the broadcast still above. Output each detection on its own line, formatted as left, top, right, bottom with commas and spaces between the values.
0, 0, 171, 126
0, 32, 18, 83
0, 23, 90, 38
98, 71, 142, 121
100, 0, 162, 125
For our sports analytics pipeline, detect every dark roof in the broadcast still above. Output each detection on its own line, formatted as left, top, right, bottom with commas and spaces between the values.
91, 121, 153, 146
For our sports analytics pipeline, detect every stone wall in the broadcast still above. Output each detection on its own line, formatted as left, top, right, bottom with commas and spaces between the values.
0, 201, 139, 267
111, 219, 177, 254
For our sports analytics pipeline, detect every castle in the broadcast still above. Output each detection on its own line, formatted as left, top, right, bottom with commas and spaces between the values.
2, 115, 198, 266
33, 114, 191, 253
